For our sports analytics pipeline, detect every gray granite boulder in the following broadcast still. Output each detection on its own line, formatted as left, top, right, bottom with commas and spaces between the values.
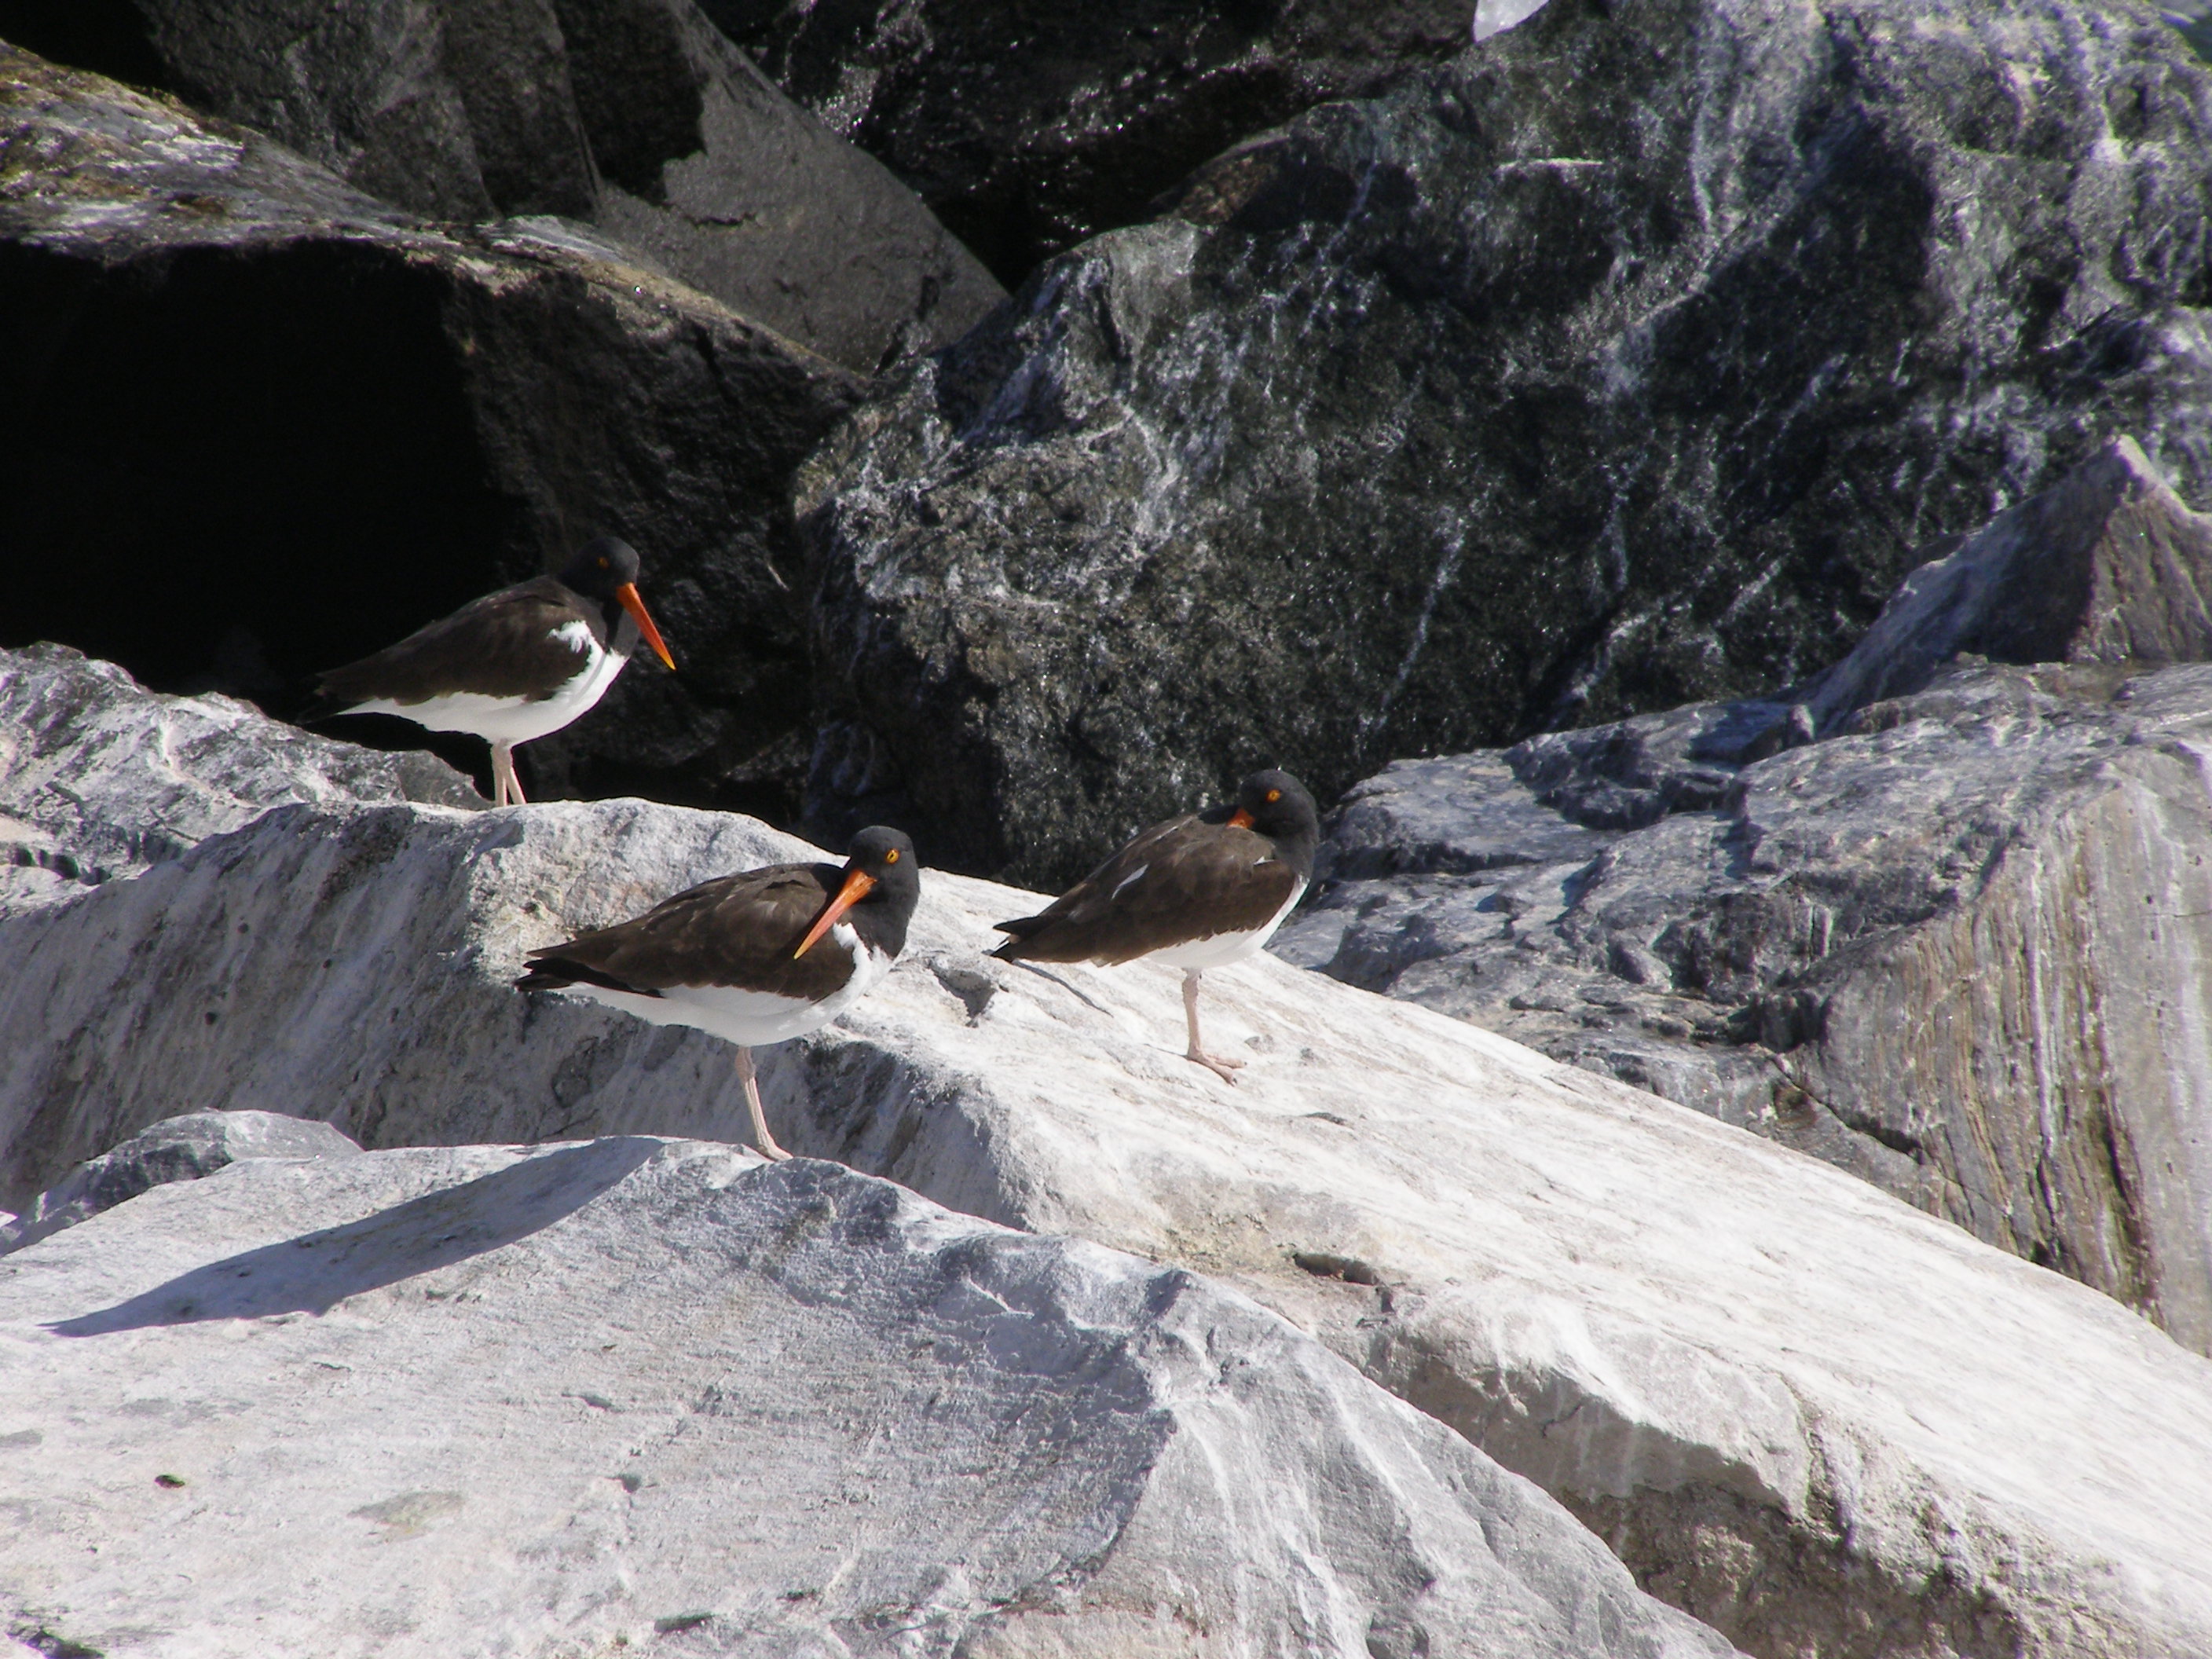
0, 643, 477, 917
0, 46, 858, 820
0, 1137, 1735, 1657
798, 0, 2212, 885
4, 712, 2212, 1652
0, 1108, 359, 1254
1275, 439, 2212, 1355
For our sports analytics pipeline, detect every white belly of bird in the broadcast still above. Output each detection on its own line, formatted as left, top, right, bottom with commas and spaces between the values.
1146, 877, 1308, 970
347, 624, 630, 744
558, 924, 894, 1049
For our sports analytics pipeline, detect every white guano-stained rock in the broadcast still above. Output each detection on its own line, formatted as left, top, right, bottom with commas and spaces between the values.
2, 786, 2210, 1659
0, 1137, 1735, 1659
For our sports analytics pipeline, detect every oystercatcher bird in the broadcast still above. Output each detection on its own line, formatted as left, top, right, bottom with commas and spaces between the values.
303, 535, 676, 806
514, 828, 919, 1160
992, 769, 1318, 1082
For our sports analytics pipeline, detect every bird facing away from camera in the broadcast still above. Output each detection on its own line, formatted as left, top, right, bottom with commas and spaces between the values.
992, 770, 1318, 1082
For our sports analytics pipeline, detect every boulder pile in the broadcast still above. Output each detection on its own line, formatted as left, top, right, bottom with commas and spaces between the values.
5, 650, 2212, 1657
1279, 437, 2212, 1353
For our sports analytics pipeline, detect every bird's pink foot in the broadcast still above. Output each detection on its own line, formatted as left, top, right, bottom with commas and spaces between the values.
1185, 1048, 1246, 1084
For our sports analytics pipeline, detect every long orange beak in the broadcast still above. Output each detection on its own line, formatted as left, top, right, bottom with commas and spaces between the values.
795, 868, 877, 958
615, 582, 677, 672
1228, 808, 1256, 830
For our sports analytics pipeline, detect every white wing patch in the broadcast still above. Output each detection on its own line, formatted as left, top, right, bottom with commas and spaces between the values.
1111, 864, 1151, 899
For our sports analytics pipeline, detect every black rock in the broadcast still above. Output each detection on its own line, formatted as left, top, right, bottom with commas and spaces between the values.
1275, 440, 2212, 1353
1, 0, 1005, 374
0, 46, 860, 819
568, 0, 1005, 375
799, 0, 2212, 887
707, 0, 1474, 287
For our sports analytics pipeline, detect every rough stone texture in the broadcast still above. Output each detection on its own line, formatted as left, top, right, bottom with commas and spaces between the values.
1804, 435, 2212, 727
0, 46, 861, 819
3, 713, 2211, 1655
1273, 440, 2212, 1354
0, 1137, 1736, 1659
798, 0, 2212, 886
0, 643, 478, 917
0, 1108, 360, 1254
709, 0, 1476, 287
0, 0, 1004, 374
566, 0, 1005, 376
135, 0, 598, 223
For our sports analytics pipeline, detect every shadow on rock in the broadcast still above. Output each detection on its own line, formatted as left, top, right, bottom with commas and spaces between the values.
46, 1137, 664, 1337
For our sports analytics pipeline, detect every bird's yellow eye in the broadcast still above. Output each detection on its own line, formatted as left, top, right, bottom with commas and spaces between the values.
598, 556, 609, 568
884, 848, 899, 863
1266, 788, 1281, 803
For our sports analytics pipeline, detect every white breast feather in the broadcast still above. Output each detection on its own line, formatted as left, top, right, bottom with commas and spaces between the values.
342, 618, 630, 743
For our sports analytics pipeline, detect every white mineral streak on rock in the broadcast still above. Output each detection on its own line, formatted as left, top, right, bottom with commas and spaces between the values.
0, 1140, 1735, 1658
2, 786, 2210, 1656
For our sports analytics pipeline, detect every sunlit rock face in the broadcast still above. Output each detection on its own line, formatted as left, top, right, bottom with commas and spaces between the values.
799, 0, 2212, 886
0, 1137, 1741, 1658
0, 644, 478, 918
5, 671, 2212, 1657
1277, 438, 2212, 1353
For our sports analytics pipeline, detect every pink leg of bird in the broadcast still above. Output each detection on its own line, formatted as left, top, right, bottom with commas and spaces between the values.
491, 741, 527, 808
1182, 969, 1246, 1084
735, 1046, 792, 1160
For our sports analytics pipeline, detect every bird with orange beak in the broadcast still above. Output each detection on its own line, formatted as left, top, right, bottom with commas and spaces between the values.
514, 828, 919, 1160
303, 534, 677, 807
993, 769, 1318, 1082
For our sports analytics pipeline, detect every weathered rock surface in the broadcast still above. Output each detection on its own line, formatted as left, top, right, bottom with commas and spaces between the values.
710, 0, 1474, 287
1275, 440, 2212, 1354
0, 1108, 360, 1254
0, 46, 859, 819
568, 0, 1003, 375
0, 1136, 1736, 1659
799, 0, 2212, 886
1, 0, 1002, 375
1804, 435, 2212, 727
5, 676, 2212, 1657
0, 643, 477, 917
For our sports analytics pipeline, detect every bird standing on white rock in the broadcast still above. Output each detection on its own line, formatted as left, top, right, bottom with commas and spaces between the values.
991, 769, 1319, 1082
303, 535, 676, 807
514, 829, 921, 1161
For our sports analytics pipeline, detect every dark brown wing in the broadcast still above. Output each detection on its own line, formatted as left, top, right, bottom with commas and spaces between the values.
993, 815, 1299, 965
309, 578, 600, 712
518, 862, 857, 999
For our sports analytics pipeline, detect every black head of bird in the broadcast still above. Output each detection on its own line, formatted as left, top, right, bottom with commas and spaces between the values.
797, 826, 921, 959
559, 536, 676, 672
1226, 768, 1320, 854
